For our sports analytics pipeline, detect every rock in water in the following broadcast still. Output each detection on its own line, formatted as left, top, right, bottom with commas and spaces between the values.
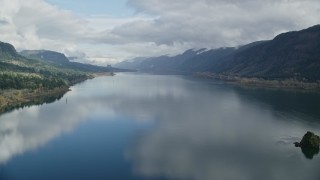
299, 131, 320, 149
294, 132, 320, 159
301, 146, 320, 159
294, 142, 301, 147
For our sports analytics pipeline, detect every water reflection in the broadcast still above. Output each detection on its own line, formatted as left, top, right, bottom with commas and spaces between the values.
301, 147, 320, 159
125, 83, 320, 180
0, 94, 67, 163
117, 75, 320, 180
233, 87, 320, 123
0, 73, 320, 180
0, 74, 189, 165
0, 93, 64, 115
0, 89, 116, 164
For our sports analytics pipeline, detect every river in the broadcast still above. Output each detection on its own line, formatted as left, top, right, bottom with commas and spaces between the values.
0, 73, 320, 180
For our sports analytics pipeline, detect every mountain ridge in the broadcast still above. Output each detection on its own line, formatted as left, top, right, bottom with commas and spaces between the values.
116, 25, 320, 82
20, 50, 125, 73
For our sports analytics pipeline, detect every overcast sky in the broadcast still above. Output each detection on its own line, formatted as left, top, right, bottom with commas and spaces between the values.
0, 0, 319, 64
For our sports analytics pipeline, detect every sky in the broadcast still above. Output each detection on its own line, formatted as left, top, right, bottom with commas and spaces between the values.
0, 0, 320, 65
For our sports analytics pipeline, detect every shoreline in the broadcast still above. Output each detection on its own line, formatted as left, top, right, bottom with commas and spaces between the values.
92, 72, 115, 77
195, 72, 320, 91
0, 72, 116, 114
0, 87, 70, 114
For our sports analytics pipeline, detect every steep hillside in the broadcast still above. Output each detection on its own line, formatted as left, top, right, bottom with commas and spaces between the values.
0, 41, 91, 112
219, 25, 320, 81
116, 25, 320, 82
0, 43, 90, 90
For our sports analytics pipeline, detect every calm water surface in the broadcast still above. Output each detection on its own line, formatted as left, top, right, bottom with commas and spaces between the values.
1, 73, 320, 180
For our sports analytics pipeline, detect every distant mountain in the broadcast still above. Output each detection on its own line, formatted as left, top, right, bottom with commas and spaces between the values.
115, 48, 209, 74
20, 50, 128, 73
115, 44, 267, 74
115, 57, 148, 70
20, 50, 69, 64
116, 25, 320, 81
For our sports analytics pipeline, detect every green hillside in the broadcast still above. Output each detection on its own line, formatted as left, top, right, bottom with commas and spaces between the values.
0, 41, 91, 112
0, 42, 91, 90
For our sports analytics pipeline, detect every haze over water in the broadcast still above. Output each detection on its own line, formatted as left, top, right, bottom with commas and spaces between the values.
0, 73, 320, 180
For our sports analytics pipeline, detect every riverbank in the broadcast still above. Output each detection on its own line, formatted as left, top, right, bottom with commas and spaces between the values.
195, 72, 320, 90
0, 73, 116, 114
0, 87, 70, 114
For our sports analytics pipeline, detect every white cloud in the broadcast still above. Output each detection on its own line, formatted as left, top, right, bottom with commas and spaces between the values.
0, 0, 85, 51
0, 0, 319, 64
123, 0, 320, 48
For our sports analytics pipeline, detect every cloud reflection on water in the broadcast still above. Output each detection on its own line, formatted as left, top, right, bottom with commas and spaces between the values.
0, 74, 320, 180
0, 74, 190, 164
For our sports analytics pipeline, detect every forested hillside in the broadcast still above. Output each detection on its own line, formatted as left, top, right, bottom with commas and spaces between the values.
0, 41, 91, 112
116, 25, 320, 82
0, 42, 91, 90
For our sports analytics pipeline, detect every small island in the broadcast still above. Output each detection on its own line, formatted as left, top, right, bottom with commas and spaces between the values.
294, 131, 320, 159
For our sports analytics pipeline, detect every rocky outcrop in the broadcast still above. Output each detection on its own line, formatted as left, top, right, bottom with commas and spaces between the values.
294, 131, 320, 159
300, 131, 320, 148
295, 131, 320, 148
